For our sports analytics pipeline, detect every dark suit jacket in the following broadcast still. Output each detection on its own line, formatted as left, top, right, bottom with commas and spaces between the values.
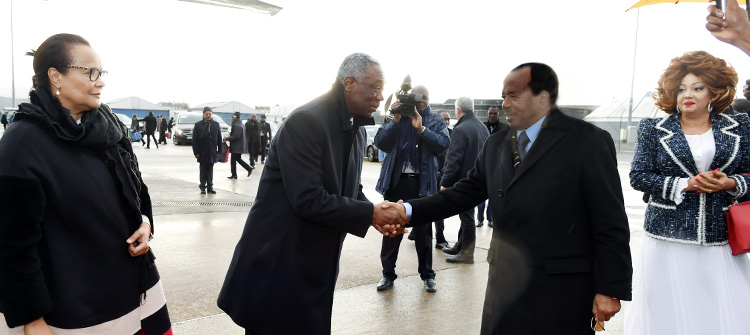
144, 115, 157, 133
218, 83, 375, 334
245, 120, 261, 155
441, 112, 490, 187
409, 108, 632, 335
260, 121, 272, 141
191, 119, 222, 164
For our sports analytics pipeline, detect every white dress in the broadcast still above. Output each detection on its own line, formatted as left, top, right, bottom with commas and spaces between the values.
625, 129, 750, 335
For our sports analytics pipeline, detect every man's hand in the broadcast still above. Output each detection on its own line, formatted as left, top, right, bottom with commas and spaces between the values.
410, 107, 424, 132
391, 103, 402, 123
372, 201, 408, 237
195, 154, 200, 159
24, 317, 53, 335
126, 222, 151, 257
592, 293, 621, 322
706, 0, 750, 56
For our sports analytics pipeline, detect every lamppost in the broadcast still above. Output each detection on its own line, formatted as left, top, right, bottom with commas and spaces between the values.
10, 0, 16, 110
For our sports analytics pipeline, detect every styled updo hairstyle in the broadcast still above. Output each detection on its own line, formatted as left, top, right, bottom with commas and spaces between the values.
654, 51, 737, 114
26, 33, 90, 90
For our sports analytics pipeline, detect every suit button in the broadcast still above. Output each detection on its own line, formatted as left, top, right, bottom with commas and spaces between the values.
497, 189, 504, 198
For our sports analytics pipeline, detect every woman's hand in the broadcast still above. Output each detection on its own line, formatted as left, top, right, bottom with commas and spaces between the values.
24, 317, 53, 335
691, 169, 738, 193
126, 222, 151, 257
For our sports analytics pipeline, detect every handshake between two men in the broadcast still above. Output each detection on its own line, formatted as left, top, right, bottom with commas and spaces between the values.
370, 201, 410, 237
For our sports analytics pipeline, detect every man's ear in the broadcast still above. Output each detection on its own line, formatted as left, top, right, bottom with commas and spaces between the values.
343, 76, 357, 93
539, 91, 550, 108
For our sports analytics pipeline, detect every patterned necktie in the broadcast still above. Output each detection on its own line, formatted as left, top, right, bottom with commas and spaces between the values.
518, 131, 530, 160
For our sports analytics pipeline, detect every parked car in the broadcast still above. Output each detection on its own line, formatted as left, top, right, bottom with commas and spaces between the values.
364, 125, 380, 162
172, 112, 230, 145
114, 113, 132, 126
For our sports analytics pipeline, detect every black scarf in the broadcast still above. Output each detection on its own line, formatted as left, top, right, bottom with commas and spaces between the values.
15, 86, 154, 296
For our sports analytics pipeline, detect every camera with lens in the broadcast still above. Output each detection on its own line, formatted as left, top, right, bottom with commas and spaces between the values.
392, 75, 424, 118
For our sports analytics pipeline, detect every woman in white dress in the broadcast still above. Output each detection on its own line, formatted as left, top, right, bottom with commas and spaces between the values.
627, 50, 750, 334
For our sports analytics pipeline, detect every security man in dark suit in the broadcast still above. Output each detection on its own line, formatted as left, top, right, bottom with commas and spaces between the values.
439, 96, 489, 264
259, 115, 272, 164
192, 107, 222, 194
476, 105, 506, 228
396, 63, 632, 334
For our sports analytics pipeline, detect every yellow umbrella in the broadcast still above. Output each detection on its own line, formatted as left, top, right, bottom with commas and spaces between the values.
627, 0, 745, 11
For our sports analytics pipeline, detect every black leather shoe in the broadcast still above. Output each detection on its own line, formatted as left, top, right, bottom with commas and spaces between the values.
208, 190, 217, 194
488, 221, 493, 228
200, 190, 206, 194
476, 220, 484, 227
442, 245, 460, 255
435, 242, 449, 250
424, 279, 437, 292
446, 252, 474, 264
376, 278, 394, 291
227, 176, 238, 179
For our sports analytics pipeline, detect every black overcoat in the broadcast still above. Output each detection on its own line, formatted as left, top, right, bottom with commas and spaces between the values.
227, 122, 247, 154
245, 120, 261, 155
191, 119, 222, 164
440, 112, 490, 187
409, 108, 633, 335
218, 83, 375, 334
144, 115, 157, 133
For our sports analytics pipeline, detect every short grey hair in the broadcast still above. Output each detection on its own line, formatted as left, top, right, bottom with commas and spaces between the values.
337, 53, 381, 85
455, 96, 474, 113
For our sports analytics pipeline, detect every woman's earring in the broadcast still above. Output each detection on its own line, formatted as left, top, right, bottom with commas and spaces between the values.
708, 102, 713, 113
676, 106, 681, 113
55, 88, 60, 96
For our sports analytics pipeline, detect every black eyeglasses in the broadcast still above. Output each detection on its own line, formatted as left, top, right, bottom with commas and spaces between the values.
66, 65, 108, 82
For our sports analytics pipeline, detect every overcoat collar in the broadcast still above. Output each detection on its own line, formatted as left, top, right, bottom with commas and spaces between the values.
505, 108, 567, 189
655, 112, 740, 176
327, 82, 375, 132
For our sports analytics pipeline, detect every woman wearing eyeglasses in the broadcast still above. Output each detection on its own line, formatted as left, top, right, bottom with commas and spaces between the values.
626, 50, 750, 334
0, 34, 172, 335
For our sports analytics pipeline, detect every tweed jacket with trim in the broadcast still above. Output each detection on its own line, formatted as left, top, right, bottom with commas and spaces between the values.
630, 112, 750, 245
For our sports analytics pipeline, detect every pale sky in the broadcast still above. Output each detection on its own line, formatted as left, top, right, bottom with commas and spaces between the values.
2, 0, 750, 112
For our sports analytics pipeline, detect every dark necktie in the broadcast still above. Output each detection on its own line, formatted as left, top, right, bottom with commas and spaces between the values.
518, 131, 529, 160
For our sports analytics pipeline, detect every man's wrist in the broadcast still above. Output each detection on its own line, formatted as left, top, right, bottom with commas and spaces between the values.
418, 126, 425, 134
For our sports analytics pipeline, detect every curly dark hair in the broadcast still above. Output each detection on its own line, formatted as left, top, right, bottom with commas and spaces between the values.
654, 51, 737, 114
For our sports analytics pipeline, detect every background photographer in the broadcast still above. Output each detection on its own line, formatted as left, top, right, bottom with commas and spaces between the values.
374, 84, 450, 293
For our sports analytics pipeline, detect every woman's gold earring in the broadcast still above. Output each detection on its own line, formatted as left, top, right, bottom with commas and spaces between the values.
55, 88, 60, 96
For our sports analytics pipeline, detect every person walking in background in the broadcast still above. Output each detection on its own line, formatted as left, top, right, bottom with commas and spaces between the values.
439, 97, 489, 264
374, 84, 450, 293
158, 114, 168, 145
168, 116, 175, 135
1, 113, 7, 130
476, 105, 506, 228
226, 112, 253, 179
245, 114, 261, 168
626, 51, 750, 335
192, 107, 222, 194
143, 110, 158, 149
259, 114, 272, 164
131, 114, 145, 146
0, 33, 171, 335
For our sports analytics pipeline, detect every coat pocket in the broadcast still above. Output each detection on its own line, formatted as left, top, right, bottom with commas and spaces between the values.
544, 256, 591, 275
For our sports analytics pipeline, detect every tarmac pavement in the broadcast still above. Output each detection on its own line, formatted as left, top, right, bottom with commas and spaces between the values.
0, 126, 644, 335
